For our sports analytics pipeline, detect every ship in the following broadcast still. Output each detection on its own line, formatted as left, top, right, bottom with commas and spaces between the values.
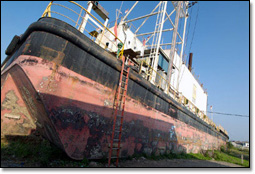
1, 1, 228, 165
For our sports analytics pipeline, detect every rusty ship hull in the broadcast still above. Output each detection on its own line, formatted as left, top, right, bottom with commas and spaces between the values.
1, 18, 228, 160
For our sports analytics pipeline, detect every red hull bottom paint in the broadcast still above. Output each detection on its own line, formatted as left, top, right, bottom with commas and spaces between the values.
1, 55, 226, 160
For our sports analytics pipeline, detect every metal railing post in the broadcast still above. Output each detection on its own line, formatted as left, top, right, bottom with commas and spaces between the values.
79, 1, 93, 33
42, 1, 53, 17
75, 8, 83, 28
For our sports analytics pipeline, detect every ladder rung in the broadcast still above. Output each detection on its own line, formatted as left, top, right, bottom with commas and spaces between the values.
114, 127, 120, 131
109, 64, 130, 167
115, 93, 124, 98
114, 128, 120, 132
114, 99, 123, 104
109, 156, 118, 159
116, 93, 123, 97
118, 96, 124, 99
115, 98, 123, 102
115, 99, 123, 103
113, 102, 122, 106
113, 106, 122, 110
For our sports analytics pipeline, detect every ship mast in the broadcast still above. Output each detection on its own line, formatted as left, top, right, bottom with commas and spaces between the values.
121, 1, 189, 96
166, 1, 182, 93
177, 1, 189, 92
149, 1, 168, 84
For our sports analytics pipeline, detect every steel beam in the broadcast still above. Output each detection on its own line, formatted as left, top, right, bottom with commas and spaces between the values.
136, 28, 173, 37
124, 12, 160, 24
166, 1, 182, 92
79, 1, 93, 33
147, 42, 182, 47
135, 2, 161, 34
87, 16, 104, 30
122, 1, 139, 22
177, 1, 189, 92
165, 11, 183, 42
150, 1, 168, 84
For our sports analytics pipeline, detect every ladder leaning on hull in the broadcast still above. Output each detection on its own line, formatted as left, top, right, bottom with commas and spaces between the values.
108, 56, 131, 167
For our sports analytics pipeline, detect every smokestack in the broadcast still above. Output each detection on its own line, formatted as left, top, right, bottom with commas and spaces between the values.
188, 53, 193, 72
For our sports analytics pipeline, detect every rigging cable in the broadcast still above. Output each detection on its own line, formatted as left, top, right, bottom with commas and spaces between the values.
183, 3, 193, 64
178, 2, 198, 89
178, 5, 193, 86
188, 1, 199, 54
206, 111, 249, 118
177, 14, 183, 54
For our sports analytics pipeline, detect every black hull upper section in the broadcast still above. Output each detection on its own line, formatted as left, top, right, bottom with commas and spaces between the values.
3, 17, 229, 142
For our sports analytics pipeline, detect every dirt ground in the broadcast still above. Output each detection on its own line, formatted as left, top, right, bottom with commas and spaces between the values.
1, 158, 242, 168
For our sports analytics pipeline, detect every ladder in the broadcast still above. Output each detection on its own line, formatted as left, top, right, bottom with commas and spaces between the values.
108, 57, 130, 167
148, 1, 166, 80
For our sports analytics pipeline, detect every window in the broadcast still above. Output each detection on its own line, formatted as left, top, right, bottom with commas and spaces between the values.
192, 84, 197, 103
158, 53, 169, 73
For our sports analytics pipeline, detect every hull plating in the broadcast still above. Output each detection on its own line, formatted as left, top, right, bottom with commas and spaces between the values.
1, 55, 226, 160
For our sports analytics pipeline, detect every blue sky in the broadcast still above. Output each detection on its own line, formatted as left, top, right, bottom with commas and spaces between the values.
1, 1, 249, 141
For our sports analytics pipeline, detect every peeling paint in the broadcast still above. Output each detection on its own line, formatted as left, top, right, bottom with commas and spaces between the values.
4, 113, 21, 120
2, 90, 34, 127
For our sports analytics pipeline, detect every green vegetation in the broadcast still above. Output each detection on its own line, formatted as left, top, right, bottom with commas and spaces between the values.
225, 143, 249, 161
1, 135, 90, 167
126, 151, 212, 162
213, 150, 249, 167
1, 136, 249, 167
124, 142, 249, 167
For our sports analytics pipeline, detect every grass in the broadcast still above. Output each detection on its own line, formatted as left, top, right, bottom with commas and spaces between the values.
1, 136, 249, 167
153, 150, 249, 167
124, 143, 249, 167
226, 147, 249, 161
1, 135, 90, 167
125, 151, 212, 162
213, 150, 249, 167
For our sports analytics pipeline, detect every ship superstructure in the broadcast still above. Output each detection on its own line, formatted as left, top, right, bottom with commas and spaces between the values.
80, 1, 221, 128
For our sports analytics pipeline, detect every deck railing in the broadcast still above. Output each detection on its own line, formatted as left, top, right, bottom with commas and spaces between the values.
179, 94, 228, 135
42, 1, 125, 58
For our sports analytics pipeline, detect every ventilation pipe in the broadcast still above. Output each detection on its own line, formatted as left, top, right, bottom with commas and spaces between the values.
188, 53, 193, 72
